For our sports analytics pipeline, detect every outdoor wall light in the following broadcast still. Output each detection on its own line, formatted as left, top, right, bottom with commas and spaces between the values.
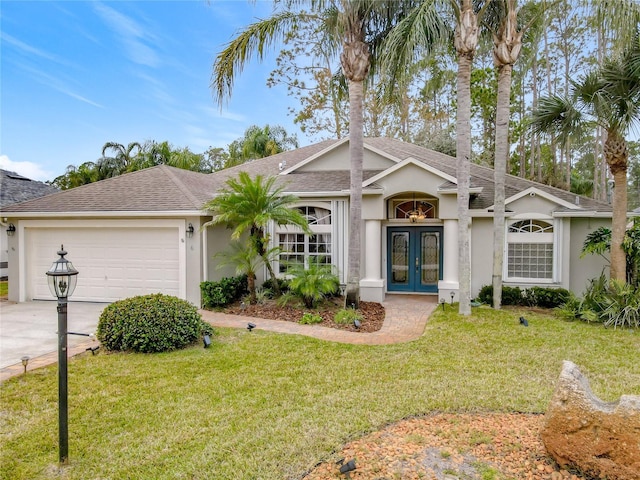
247, 322, 256, 332
46, 245, 79, 465
203, 335, 212, 348
186, 223, 194, 238
6, 223, 15, 236
21, 356, 30, 374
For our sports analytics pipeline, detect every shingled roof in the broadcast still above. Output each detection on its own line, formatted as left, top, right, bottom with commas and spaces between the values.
0, 169, 58, 208
0, 138, 613, 215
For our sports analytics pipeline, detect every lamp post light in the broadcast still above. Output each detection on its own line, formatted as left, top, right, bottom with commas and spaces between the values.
46, 245, 78, 465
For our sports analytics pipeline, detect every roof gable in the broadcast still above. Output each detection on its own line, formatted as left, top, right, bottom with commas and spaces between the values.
283, 139, 398, 174
363, 157, 456, 188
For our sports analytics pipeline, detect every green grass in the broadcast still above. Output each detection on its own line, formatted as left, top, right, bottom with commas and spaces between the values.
0, 281, 7, 297
1, 306, 638, 480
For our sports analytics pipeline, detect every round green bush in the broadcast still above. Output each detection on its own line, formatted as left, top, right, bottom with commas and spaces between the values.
97, 294, 213, 353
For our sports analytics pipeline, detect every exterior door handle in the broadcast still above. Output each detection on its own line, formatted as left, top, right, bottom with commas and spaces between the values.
415, 256, 419, 271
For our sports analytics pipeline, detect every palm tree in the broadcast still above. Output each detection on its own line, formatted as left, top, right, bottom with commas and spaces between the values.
101, 141, 143, 175
382, 0, 489, 315
531, 42, 640, 282
241, 124, 299, 160
212, 1, 413, 308
214, 241, 266, 304
202, 172, 311, 295
485, 0, 543, 309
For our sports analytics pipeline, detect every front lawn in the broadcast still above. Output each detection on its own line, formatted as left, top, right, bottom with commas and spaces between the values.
1, 306, 638, 480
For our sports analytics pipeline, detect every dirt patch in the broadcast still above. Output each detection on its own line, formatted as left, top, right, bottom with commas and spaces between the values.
304, 413, 588, 480
223, 297, 385, 333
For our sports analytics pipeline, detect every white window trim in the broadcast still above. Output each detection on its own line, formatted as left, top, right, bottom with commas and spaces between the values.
503, 217, 560, 284
274, 202, 333, 275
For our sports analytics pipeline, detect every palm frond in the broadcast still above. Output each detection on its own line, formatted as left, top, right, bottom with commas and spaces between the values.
212, 11, 315, 105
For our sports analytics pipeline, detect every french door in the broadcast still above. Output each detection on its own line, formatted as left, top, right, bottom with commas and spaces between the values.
387, 227, 443, 293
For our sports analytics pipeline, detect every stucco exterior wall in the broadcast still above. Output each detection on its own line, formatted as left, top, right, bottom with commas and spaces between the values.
508, 194, 563, 216
296, 142, 395, 171
568, 217, 610, 295
470, 217, 493, 297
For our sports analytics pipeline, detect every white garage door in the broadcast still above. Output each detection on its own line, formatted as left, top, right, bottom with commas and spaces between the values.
27, 227, 180, 302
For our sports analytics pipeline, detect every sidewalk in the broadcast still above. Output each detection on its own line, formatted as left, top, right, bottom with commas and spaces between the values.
200, 294, 437, 345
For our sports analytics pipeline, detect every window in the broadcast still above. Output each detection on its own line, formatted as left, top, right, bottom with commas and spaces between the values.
277, 205, 332, 273
506, 219, 554, 280
389, 197, 437, 220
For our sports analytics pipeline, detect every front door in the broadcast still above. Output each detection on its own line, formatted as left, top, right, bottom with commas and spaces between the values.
387, 227, 442, 293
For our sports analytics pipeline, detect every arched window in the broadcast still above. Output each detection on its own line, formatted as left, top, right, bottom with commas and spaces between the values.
277, 204, 332, 273
389, 197, 437, 220
506, 219, 554, 280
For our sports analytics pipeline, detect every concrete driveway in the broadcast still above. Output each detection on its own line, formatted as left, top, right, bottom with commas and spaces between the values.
0, 300, 107, 370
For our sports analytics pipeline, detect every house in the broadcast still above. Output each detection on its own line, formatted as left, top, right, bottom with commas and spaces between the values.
0, 138, 620, 305
1, 169, 58, 280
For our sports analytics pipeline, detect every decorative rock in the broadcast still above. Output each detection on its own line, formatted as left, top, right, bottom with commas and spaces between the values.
541, 361, 640, 480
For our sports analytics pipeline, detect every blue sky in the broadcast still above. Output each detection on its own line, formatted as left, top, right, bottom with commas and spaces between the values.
1, 1, 304, 182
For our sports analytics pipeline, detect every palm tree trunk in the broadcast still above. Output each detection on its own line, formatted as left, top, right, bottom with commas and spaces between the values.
492, 63, 512, 309
454, 1, 477, 315
457, 52, 473, 315
345, 78, 364, 309
605, 132, 628, 282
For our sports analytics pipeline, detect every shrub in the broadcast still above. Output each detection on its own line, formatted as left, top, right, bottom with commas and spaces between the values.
556, 274, 640, 329
477, 285, 523, 306
334, 308, 362, 325
600, 281, 640, 329
522, 286, 570, 308
262, 278, 290, 297
299, 312, 323, 325
287, 258, 340, 308
97, 294, 213, 353
200, 275, 248, 308
477, 285, 568, 308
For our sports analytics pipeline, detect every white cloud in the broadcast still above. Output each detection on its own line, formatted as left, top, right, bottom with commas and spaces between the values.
93, 2, 160, 68
0, 155, 54, 182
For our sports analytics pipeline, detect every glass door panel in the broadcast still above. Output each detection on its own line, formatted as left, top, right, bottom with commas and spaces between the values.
390, 232, 409, 285
420, 232, 440, 287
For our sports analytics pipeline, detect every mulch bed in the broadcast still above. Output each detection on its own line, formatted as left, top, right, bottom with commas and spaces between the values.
223, 297, 386, 333
304, 413, 587, 480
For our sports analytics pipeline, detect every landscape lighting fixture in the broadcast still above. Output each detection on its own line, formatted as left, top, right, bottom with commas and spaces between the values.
353, 319, 361, 329
6, 223, 15, 236
203, 335, 212, 348
440, 298, 446, 311
339, 459, 357, 477
247, 322, 256, 332
21, 356, 30, 374
450, 291, 455, 305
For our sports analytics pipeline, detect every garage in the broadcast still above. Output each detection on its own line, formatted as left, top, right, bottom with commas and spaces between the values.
25, 222, 182, 302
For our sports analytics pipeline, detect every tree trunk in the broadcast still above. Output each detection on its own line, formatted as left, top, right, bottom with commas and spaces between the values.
605, 131, 629, 282
341, 39, 369, 310
492, 1, 522, 309
454, 2, 477, 316
492, 64, 513, 309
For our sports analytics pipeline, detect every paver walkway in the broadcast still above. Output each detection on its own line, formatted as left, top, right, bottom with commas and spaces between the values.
1, 295, 437, 381
200, 294, 437, 345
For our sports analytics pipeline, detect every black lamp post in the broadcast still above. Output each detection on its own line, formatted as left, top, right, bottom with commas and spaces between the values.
46, 245, 78, 465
